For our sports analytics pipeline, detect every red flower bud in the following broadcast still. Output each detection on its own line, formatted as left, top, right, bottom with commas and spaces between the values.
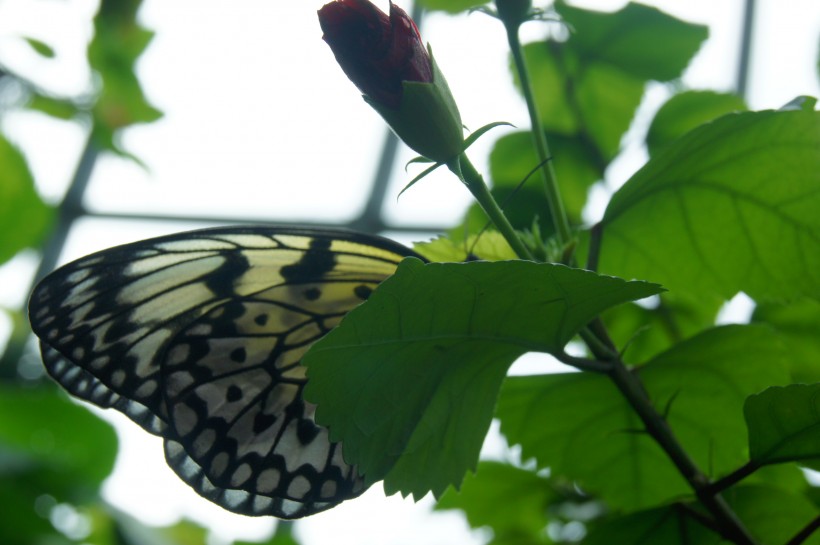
319, 0, 464, 162
318, 0, 433, 109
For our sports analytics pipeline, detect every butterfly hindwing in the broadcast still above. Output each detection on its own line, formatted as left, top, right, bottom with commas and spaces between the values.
28, 226, 420, 518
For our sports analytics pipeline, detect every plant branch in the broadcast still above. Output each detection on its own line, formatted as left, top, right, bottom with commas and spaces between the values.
504, 21, 572, 250
786, 515, 820, 545
701, 461, 761, 496
608, 362, 759, 545
499, 12, 757, 545
579, 327, 618, 361
453, 154, 535, 261
555, 351, 611, 373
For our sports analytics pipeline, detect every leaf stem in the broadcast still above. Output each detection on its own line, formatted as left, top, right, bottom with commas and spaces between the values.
786, 515, 820, 545
579, 327, 618, 361
587, 222, 603, 272
555, 351, 610, 373
504, 20, 572, 249
452, 154, 535, 261
701, 461, 761, 496
608, 361, 759, 545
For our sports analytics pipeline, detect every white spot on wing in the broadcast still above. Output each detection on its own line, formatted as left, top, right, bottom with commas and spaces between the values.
156, 239, 235, 251
125, 251, 219, 276
231, 463, 252, 487
255, 468, 281, 494
286, 475, 311, 500
215, 234, 278, 248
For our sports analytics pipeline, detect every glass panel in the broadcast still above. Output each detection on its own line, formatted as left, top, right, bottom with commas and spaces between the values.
84, 0, 386, 222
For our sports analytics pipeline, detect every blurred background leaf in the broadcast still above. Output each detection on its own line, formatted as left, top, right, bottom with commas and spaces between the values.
0, 134, 53, 265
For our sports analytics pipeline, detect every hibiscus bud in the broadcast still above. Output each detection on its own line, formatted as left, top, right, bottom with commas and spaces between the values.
319, 0, 464, 162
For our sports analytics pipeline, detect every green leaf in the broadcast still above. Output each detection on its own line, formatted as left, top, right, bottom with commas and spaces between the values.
24, 37, 56, 58
304, 259, 662, 499
516, 41, 646, 162
516, 2, 707, 160
460, 129, 604, 240
744, 383, 820, 466
89, 0, 163, 159
498, 325, 789, 511
463, 121, 515, 152
582, 505, 722, 545
27, 94, 81, 120
599, 108, 820, 302
781, 95, 817, 112
415, 0, 490, 13
0, 476, 74, 545
519, 41, 645, 161
808, 485, 820, 509
236, 521, 300, 545
111, 510, 208, 545
413, 232, 516, 262
725, 485, 820, 545
743, 462, 811, 495
647, 91, 747, 157
572, 58, 648, 159
489, 131, 603, 223
436, 461, 556, 538
753, 299, 820, 383
601, 291, 723, 364
556, 1, 709, 82
0, 135, 53, 266
460, 184, 555, 239
0, 385, 118, 490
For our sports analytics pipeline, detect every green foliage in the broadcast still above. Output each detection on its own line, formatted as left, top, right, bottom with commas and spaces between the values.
234, 522, 301, 545
436, 461, 558, 543
744, 384, 820, 467
414, 231, 516, 262
304, 3, 819, 543
462, 1, 708, 240
416, 0, 491, 13
725, 485, 820, 545
557, 2, 709, 82
2, 0, 161, 162
582, 505, 723, 545
646, 90, 748, 156
752, 299, 820, 383
0, 1, 172, 543
0, 135, 53, 265
485, 131, 601, 226
521, 2, 708, 160
0, 385, 118, 489
601, 292, 724, 364
599, 108, 820, 302
497, 326, 790, 511
304, 258, 661, 498
23, 37, 57, 59
0, 386, 117, 544
88, 0, 163, 159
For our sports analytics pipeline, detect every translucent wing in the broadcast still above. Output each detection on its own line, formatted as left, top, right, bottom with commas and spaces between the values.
29, 226, 421, 518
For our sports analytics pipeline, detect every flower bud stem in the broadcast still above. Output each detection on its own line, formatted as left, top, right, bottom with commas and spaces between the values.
504, 20, 573, 250
451, 154, 535, 261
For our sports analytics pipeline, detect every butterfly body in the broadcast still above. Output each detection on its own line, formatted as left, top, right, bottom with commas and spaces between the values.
29, 226, 422, 518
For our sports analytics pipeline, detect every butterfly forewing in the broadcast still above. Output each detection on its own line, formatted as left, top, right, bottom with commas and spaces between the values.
29, 226, 419, 517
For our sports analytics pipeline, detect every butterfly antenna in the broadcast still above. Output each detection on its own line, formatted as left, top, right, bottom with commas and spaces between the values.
466, 155, 553, 259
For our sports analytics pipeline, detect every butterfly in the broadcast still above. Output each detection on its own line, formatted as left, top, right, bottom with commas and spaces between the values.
28, 226, 423, 518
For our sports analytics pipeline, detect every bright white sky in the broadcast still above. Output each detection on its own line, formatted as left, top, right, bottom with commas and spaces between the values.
0, 0, 818, 543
